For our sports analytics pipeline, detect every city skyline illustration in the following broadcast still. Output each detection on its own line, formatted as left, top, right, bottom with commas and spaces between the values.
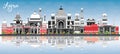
0, 0, 120, 34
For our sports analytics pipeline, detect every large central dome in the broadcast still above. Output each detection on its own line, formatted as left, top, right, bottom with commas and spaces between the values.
30, 12, 40, 18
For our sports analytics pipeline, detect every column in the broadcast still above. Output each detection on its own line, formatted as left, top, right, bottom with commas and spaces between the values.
103, 27, 104, 34
37, 28, 38, 34
109, 27, 111, 34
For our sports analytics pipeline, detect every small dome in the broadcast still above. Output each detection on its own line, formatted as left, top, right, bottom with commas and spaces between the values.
75, 13, 79, 16
39, 8, 42, 12
43, 21, 47, 24
102, 13, 107, 17
2, 20, 7, 23
51, 13, 55, 16
81, 8, 84, 10
67, 13, 71, 16
30, 11, 40, 18
39, 8, 42, 11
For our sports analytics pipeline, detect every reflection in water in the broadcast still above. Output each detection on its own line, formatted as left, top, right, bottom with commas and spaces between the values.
1, 36, 119, 50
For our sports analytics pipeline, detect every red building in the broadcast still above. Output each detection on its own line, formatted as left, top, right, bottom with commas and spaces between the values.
40, 23, 47, 34
115, 26, 119, 34
84, 24, 99, 34
2, 23, 14, 34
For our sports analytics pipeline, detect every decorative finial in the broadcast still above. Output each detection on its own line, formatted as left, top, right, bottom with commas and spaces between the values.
39, 8, 42, 12
59, 5, 63, 10
2, 19, 7, 23
44, 14, 46, 21
81, 8, 84, 12
102, 13, 107, 17
51, 12, 55, 16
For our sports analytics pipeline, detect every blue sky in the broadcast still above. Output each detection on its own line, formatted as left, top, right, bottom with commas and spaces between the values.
0, 0, 120, 33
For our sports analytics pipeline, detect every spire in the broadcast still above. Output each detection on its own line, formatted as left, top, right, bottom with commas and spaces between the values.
75, 13, 79, 19
102, 13, 107, 17
39, 8, 42, 16
39, 8, 42, 12
81, 8, 84, 12
80, 8, 84, 19
33, 11, 37, 14
44, 14, 46, 21
2, 19, 7, 24
51, 12, 55, 16
80, 8, 84, 26
102, 13, 108, 25
59, 5, 63, 10
15, 13, 21, 20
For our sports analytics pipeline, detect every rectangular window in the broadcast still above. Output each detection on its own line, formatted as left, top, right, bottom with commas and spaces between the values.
68, 16, 71, 20
71, 21, 74, 25
52, 21, 55, 25
67, 21, 70, 25
48, 21, 51, 25
51, 17, 55, 19
102, 19, 107, 21
48, 26, 51, 28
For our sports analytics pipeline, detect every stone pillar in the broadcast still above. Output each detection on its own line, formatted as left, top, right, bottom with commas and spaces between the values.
14, 27, 16, 34
103, 27, 105, 34
37, 27, 39, 34
109, 27, 111, 34
33, 28, 35, 34
18, 28, 20, 34
29, 28, 31, 34
22, 28, 24, 34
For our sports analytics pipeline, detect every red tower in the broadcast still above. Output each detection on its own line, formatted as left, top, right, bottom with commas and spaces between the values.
2, 20, 14, 34
115, 26, 119, 34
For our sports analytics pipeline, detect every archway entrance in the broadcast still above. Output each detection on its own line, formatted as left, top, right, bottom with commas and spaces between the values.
58, 21, 64, 29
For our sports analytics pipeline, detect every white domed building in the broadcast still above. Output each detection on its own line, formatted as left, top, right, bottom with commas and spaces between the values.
28, 11, 42, 26
24, 11, 43, 34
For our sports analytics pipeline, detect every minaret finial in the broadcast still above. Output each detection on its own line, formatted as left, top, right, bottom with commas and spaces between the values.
59, 5, 63, 10
39, 8, 42, 12
44, 14, 46, 21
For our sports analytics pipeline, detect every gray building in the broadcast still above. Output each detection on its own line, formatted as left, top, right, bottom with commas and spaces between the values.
47, 6, 74, 34
10, 8, 45, 34
74, 13, 84, 34
11, 13, 23, 34
74, 8, 85, 34
99, 25, 116, 34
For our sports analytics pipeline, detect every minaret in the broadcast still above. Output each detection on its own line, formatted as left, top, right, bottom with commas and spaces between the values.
39, 8, 42, 21
59, 5, 63, 10
75, 13, 80, 21
15, 13, 21, 20
2, 19, 7, 34
44, 14, 46, 21
67, 13, 71, 28
51, 13, 55, 20
102, 13, 107, 25
2, 19, 7, 28
80, 8, 84, 26
67, 13, 71, 20
14, 13, 22, 24
39, 8, 42, 16
74, 13, 80, 33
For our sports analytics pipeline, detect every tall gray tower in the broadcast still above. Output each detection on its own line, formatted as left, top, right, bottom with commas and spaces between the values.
80, 8, 84, 26
102, 13, 108, 25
